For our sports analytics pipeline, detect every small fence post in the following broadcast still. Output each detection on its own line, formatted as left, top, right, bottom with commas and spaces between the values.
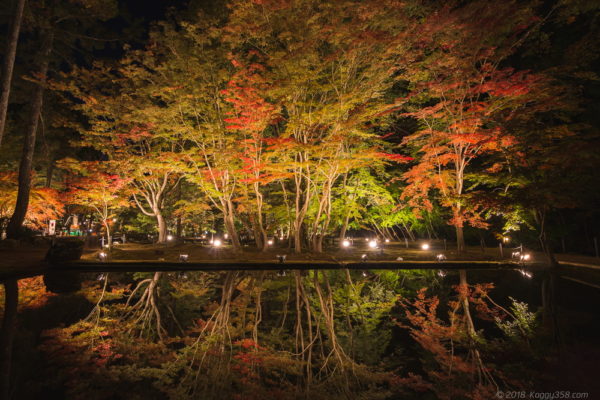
499, 242, 504, 258
594, 237, 599, 258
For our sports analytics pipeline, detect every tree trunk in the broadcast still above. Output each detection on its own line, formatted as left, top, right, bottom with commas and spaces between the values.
224, 210, 241, 251
0, 0, 26, 147
6, 31, 54, 239
156, 211, 167, 243
293, 220, 303, 254
535, 208, 558, 267
0, 279, 18, 400
175, 183, 182, 239
103, 221, 111, 249
455, 224, 465, 254
339, 210, 351, 247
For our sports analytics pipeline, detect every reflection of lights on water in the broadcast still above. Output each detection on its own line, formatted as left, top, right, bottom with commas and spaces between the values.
437, 270, 446, 277
342, 239, 351, 248
362, 271, 368, 277
368, 240, 378, 249
518, 269, 533, 279
277, 269, 286, 277
97, 273, 106, 280
421, 243, 430, 250
436, 254, 447, 261
213, 239, 222, 247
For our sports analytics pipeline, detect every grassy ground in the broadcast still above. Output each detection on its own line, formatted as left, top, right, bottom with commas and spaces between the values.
1, 238, 599, 279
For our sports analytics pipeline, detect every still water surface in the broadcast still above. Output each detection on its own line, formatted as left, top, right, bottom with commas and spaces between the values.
1, 267, 599, 399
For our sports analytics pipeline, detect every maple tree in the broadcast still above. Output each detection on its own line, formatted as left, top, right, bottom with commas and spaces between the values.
0, 171, 63, 233
61, 160, 129, 247
399, 2, 546, 252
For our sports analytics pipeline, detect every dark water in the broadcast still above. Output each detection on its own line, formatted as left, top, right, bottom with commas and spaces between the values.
1, 267, 599, 399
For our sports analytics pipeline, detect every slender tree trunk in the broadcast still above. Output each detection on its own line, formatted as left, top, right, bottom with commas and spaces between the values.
0, 0, 26, 147
6, 31, 54, 239
156, 211, 167, 243
223, 207, 241, 251
45, 162, 54, 188
175, 183, 182, 239
0, 279, 18, 400
339, 210, 351, 246
103, 221, 111, 249
455, 224, 465, 254
535, 208, 558, 267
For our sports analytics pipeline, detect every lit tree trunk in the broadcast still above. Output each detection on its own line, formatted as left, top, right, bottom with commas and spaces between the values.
0, 279, 18, 400
0, 0, 26, 147
102, 220, 111, 249
6, 31, 54, 239
156, 211, 167, 243
454, 205, 465, 254
252, 183, 268, 251
339, 209, 352, 246
223, 201, 241, 251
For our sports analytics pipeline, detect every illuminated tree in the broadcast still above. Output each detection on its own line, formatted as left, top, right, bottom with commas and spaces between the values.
399, 2, 543, 252
0, 171, 63, 233
62, 161, 129, 248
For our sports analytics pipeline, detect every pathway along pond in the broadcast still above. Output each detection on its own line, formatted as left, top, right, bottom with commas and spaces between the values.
0, 267, 599, 399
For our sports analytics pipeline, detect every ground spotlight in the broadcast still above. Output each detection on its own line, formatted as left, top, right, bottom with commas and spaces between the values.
436, 254, 447, 261
368, 240, 378, 249
267, 239, 274, 246
342, 239, 351, 248
98, 251, 107, 261
421, 243, 430, 250
361, 254, 368, 262
213, 239, 222, 247
277, 254, 287, 263
179, 254, 189, 262
167, 234, 174, 241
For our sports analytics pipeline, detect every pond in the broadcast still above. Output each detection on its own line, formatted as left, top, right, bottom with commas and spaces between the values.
0, 267, 599, 399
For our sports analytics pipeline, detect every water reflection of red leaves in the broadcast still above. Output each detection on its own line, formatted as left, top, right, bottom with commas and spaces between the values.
17, 276, 56, 309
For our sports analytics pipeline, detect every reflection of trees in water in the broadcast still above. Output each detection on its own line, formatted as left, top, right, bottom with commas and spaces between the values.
1, 269, 560, 399
122, 271, 166, 340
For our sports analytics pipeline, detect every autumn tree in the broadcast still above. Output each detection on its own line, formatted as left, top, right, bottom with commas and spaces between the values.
62, 160, 129, 248
0, 171, 64, 235
225, 0, 416, 252
399, 2, 546, 252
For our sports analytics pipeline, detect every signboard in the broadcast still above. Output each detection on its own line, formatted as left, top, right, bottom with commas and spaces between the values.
49, 220, 56, 236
